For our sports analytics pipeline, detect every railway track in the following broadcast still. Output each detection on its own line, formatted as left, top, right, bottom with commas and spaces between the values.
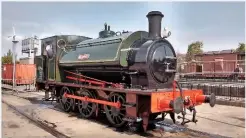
2, 98, 70, 138
2, 87, 233, 138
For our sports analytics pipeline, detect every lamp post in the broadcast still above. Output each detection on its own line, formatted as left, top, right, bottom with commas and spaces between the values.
12, 35, 19, 90
9, 26, 19, 90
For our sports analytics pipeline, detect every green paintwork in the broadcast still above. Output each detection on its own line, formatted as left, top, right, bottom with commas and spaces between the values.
55, 36, 91, 82
119, 31, 148, 66
34, 56, 44, 81
39, 35, 91, 82
48, 58, 55, 80
59, 31, 148, 67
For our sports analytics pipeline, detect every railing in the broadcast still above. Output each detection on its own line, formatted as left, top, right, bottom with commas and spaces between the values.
179, 81, 245, 102
177, 72, 245, 83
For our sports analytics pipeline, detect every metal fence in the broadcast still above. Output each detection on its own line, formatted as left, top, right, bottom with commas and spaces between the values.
179, 81, 245, 102
177, 74, 245, 83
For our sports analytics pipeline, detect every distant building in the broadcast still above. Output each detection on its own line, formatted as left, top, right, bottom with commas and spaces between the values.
195, 49, 245, 61
19, 57, 34, 64
22, 36, 41, 57
179, 49, 245, 74
21, 36, 41, 64
194, 49, 245, 73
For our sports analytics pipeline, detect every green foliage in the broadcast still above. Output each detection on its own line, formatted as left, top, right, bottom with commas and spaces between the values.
186, 41, 203, 62
1, 49, 19, 64
176, 52, 185, 64
176, 52, 186, 72
236, 43, 245, 53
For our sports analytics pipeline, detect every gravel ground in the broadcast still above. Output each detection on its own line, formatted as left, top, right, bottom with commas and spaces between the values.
2, 102, 55, 138
2, 90, 245, 138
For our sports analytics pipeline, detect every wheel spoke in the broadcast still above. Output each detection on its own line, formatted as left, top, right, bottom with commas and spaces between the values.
82, 109, 86, 114
85, 109, 89, 115
119, 113, 125, 117
117, 116, 122, 122
118, 116, 123, 121
87, 104, 92, 109
86, 108, 91, 113
66, 101, 71, 107
115, 116, 119, 124
63, 103, 66, 109
120, 107, 126, 111
117, 96, 121, 102
64, 102, 68, 109
84, 109, 88, 114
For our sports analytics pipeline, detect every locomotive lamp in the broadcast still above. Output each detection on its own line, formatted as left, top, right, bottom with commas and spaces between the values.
162, 27, 171, 38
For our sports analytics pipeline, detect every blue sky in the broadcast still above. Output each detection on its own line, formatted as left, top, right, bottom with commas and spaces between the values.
1, 2, 245, 58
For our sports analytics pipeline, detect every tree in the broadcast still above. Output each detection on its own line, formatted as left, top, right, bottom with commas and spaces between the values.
1, 49, 19, 64
176, 52, 186, 72
176, 52, 185, 64
186, 41, 203, 62
236, 43, 245, 53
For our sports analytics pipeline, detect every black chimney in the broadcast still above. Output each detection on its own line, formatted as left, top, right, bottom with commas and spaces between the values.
108, 25, 110, 31
146, 11, 164, 39
104, 23, 107, 30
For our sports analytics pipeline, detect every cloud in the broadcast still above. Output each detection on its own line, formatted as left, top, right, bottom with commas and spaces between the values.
2, 2, 244, 59
3, 19, 41, 29
1, 2, 186, 57
37, 23, 99, 39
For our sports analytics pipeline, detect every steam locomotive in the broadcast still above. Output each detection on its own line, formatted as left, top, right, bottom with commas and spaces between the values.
35, 11, 215, 131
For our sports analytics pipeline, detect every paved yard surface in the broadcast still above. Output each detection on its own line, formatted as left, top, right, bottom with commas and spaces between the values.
171, 104, 245, 138
2, 102, 55, 138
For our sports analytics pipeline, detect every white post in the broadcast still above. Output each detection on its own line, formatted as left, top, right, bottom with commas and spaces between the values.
12, 36, 19, 90
29, 38, 32, 57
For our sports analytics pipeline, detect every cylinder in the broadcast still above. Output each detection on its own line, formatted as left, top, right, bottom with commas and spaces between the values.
146, 11, 164, 39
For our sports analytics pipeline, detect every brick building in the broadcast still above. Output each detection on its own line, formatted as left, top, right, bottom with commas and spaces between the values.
180, 49, 245, 74
195, 50, 245, 73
